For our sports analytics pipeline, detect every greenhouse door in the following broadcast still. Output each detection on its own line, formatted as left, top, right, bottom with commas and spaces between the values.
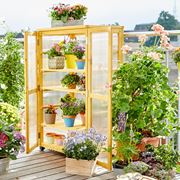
88, 30, 113, 170
24, 32, 39, 153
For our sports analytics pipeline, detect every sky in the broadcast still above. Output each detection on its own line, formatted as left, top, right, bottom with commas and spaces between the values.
0, 0, 180, 32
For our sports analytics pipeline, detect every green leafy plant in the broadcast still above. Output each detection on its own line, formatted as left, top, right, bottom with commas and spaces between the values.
63, 128, 106, 160
61, 73, 80, 87
64, 40, 78, 55
113, 24, 178, 138
0, 125, 25, 160
0, 103, 20, 126
0, 33, 24, 108
44, 42, 65, 59
172, 47, 180, 63
124, 161, 150, 174
79, 99, 85, 114
50, 3, 88, 22
45, 104, 57, 114
60, 94, 79, 116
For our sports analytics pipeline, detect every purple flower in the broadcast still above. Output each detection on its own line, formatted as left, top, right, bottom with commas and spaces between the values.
14, 132, 26, 144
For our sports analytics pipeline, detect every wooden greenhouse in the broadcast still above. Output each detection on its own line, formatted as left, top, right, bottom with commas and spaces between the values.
24, 25, 124, 171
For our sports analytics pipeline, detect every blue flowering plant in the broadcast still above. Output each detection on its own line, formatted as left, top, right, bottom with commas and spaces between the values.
63, 128, 107, 160
0, 125, 25, 160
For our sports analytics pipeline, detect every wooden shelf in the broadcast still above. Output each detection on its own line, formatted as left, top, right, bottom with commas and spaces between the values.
42, 121, 86, 131
42, 69, 85, 73
41, 143, 63, 152
42, 86, 86, 94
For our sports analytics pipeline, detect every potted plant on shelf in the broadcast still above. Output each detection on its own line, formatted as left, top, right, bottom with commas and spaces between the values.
50, 3, 88, 27
44, 105, 57, 124
112, 24, 179, 161
63, 128, 107, 176
78, 74, 86, 91
60, 94, 79, 127
73, 45, 85, 69
78, 99, 85, 125
0, 103, 25, 175
44, 42, 65, 69
61, 73, 80, 89
64, 40, 78, 69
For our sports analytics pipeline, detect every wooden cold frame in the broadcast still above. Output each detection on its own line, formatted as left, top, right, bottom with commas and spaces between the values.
24, 25, 124, 171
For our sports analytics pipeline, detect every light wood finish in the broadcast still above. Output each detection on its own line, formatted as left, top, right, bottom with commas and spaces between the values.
25, 25, 124, 171
42, 121, 85, 130
42, 68, 85, 73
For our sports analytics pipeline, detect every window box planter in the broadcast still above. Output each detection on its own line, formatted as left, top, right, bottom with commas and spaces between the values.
66, 157, 96, 176
51, 19, 84, 28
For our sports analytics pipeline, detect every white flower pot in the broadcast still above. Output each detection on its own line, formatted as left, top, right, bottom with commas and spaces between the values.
51, 19, 84, 27
0, 157, 10, 175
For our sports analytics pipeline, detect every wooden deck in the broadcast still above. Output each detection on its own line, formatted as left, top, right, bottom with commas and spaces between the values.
0, 150, 116, 180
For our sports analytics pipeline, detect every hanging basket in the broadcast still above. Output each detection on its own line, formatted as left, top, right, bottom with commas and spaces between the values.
0, 157, 10, 175
48, 56, 65, 69
51, 19, 84, 27
66, 158, 96, 176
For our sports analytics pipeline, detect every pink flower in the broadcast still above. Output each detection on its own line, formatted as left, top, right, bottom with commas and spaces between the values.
138, 34, 147, 44
151, 24, 164, 34
132, 50, 143, 56
147, 52, 162, 61
0, 132, 8, 148
121, 45, 132, 54
54, 44, 61, 52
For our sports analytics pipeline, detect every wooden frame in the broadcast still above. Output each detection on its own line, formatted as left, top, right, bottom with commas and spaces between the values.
24, 25, 124, 171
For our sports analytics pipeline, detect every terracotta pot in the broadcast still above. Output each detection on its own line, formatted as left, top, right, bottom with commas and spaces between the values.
44, 113, 56, 124
0, 157, 10, 175
66, 157, 96, 177
68, 84, 76, 89
80, 113, 85, 125
137, 137, 160, 152
45, 133, 55, 144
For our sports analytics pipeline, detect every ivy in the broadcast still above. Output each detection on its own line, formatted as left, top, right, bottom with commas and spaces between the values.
0, 33, 24, 108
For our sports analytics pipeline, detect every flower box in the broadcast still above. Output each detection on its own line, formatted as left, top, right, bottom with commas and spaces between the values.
51, 19, 84, 27
66, 157, 96, 176
48, 56, 65, 69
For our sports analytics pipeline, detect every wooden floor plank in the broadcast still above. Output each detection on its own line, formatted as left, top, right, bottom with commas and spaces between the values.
0, 160, 65, 180
18, 167, 65, 180
62, 175, 87, 180
88, 172, 116, 180
9, 155, 64, 170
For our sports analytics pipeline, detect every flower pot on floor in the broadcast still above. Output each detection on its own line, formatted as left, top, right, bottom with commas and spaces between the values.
63, 115, 76, 127
76, 59, 85, 69
48, 56, 65, 69
66, 157, 96, 176
51, 19, 84, 27
44, 113, 56, 124
80, 113, 85, 125
0, 157, 10, 175
65, 55, 77, 69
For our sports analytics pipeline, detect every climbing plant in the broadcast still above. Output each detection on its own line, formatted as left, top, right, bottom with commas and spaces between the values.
0, 33, 24, 108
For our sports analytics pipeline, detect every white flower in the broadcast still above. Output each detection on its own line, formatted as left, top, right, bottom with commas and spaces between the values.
121, 45, 132, 54
147, 52, 162, 61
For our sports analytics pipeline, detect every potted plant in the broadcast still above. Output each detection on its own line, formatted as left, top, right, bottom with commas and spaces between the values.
78, 99, 85, 125
63, 128, 106, 176
44, 42, 65, 69
73, 45, 85, 69
64, 40, 78, 69
60, 94, 79, 127
112, 24, 178, 154
50, 3, 88, 27
61, 73, 80, 89
78, 74, 85, 91
44, 105, 57, 124
0, 103, 25, 174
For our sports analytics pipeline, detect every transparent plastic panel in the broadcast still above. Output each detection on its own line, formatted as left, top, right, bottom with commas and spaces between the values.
28, 36, 36, 89
113, 33, 119, 70
28, 93, 37, 148
92, 33, 108, 95
92, 99, 108, 164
